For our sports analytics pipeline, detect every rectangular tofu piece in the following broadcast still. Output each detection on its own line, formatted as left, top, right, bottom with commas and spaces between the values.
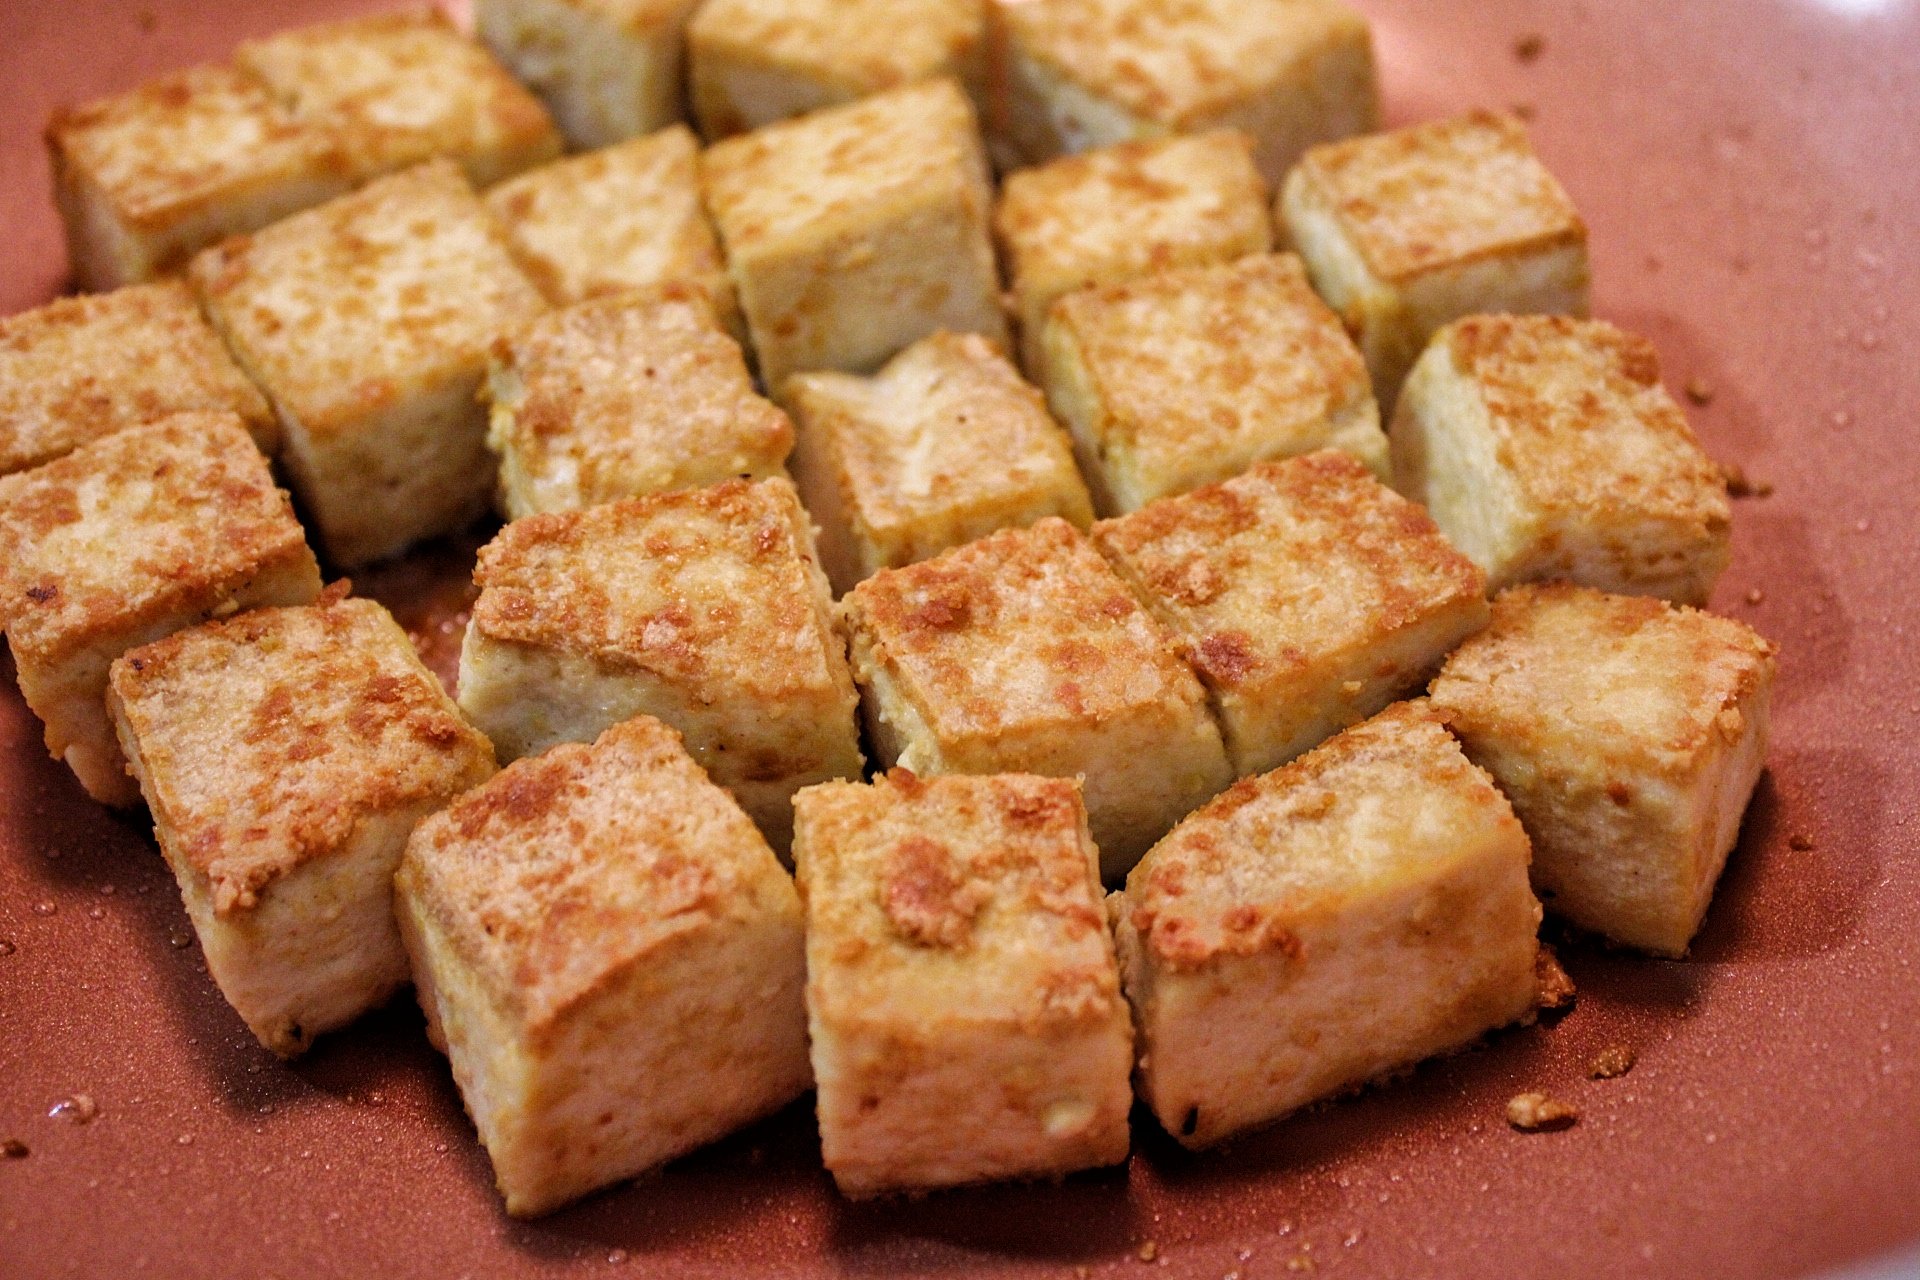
993, 130, 1272, 371
1429, 583, 1777, 957
397, 714, 809, 1217
46, 63, 352, 291
192, 161, 548, 568
793, 770, 1132, 1196
1280, 110, 1590, 406
485, 286, 793, 519
986, 0, 1378, 182
0, 280, 276, 476
1041, 253, 1385, 514
1393, 315, 1732, 606
702, 79, 1008, 389
106, 594, 493, 1056
1093, 451, 1488, 778
476, 0, 699, 150
1114, 700, 1545, 1148
457, 477, 863, 851
785, 331, 1091, 595
0, 413, 321, 806
840, 517, 1231, 878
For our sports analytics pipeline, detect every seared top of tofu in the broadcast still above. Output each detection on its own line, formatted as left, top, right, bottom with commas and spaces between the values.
1430, 583, 1777, 778
1293, 110, 1585, 283
691, 0, 982, 91
793, 769, 1121, 1028
0, 412, 309, 659
107, 594, 492, 915
1122, 701, 1527, 970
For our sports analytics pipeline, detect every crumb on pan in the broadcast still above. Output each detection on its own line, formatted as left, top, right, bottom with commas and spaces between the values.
1506, 1091, 1579, 1131
1589, 1045, 1637, 1079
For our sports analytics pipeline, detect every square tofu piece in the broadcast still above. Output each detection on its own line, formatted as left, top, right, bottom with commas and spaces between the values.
1280, 110, 1590, 406
0, 280, 276, 476
397, 715, 809, 1216
475, 0, 700, 150
785, 330, 1092, 595
702, 79, 1008, 389
793, 770, 1132, 1196
46, 63, 352, 292
986, 0, 1378, 182
689, 0, 985, 140
993, 130, 1272, 371
235, 10, 562, 188
485, 286, 793, 519
457, 477, 862, 850
1042, 253, 1385, 514
1393, 315, 1733, 606
840, 518, 1230, 877
192, 161, 548, 568
0, 413, 321, 806
1429, 583, 1777, 957
1093, 451, 1488, 779
1115, 700, 1544, 1148
106, 595, 493, 1056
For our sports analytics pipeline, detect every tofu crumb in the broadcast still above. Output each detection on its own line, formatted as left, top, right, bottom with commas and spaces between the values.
1588, 1045, 1637, 1079
1, 1139, 27, 1158
1137, 1241, 1159, 1262
1685, 378, 1716, 406
1513, 33, 1545, 62
1789, 832, 1816, 851
1722, 463, 1773, 498
1746, 588, 1765, 606
1506, 1091, 1579, 1131
1534, 945, 1577, 1012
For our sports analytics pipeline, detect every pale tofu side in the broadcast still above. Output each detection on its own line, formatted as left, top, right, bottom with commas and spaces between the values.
1114, 700, 1543, 1148
397, 715, 809, 1217
1392, 314, 1733, 606
792, 770, 1132, 1197
475, 0, 700, 150
1429, 583, 1777, 957
0, 413, 321, 806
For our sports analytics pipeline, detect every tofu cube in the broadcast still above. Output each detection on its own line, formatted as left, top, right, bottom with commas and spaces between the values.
457, 477, 863, 850
235, 10, 563, 188
0, 280, 276, 476
702, 79, 1008, 389
689, 0, 985, 140
46, 63, 352, 291
0, 413, 322, 806
986, 0, 1378, 182
1429, 583, 1777, 957
993, 129, 1272, 371
397, 714, 809, 1216
793, 770, 1132, 1196
785, 330, 1092, 595
1093, 450, 1488, 779
1114, 700, 1545, 1148
1392, 314, 1732, 606
1280, 110, 1590, 406
1042, 253, 1386, 514
475, 0, 699, 150
484, 286, 794, 519
192, 161, 548, 568
105, 594, 494, 1056
840, 517, 1231, 878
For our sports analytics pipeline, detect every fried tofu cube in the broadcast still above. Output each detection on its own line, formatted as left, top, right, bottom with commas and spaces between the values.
0, 413, 321, 806
105, 595, 493, 1056
840, 518, 1230, 877
397, 714, 809, 1216
1429, 583, 1777, 957
475, 0, 699, 150
1280, 110, 1590, 406
689, 0, 985, 140
192, 161, 548, 568
457, 477, 862, 850
702, 79, 1008, 389
993, 130, 1272, 371
0, 280, 276, 476
1115, 700, 1544, 1148
785, 331, 1091, 595
1041, 253, 1385, 514
1392, 315, 1732, 606
485, 287, 793, 519
1093, 451, 1487, 779
46, 63, 353, 292
986, 0, 1378, 182
235, 10, 562, 188
793, 770, 1132, 1196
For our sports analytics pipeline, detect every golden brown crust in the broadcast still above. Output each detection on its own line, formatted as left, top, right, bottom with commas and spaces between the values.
690, 0, 982, 99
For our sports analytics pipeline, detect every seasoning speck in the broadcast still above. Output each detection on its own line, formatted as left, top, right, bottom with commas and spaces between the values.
1506, 1091, 1579, 1131
2, 1139, 28, 1159
1789, 833, 1815, 851
1685, 378, 1716, 406
1589, 1045, 1638, 1079
1513, 33, 1545, 62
